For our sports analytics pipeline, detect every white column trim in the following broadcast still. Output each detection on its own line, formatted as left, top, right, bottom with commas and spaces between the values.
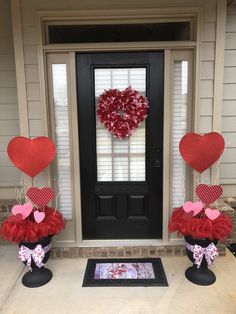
211, 0, 227, 185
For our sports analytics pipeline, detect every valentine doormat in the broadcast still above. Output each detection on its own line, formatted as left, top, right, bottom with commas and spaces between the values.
82, 258, 168, 287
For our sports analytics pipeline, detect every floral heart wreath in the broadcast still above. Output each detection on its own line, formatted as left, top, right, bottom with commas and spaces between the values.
97, 86, 149, 140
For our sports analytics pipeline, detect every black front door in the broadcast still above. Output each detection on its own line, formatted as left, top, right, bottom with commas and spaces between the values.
76, 51, 164, 239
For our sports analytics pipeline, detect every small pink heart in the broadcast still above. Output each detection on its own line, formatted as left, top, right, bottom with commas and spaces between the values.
11, 203, 33, 219
34, 211, 45, 223
205, 208, 220, 220
183, 201, 203, 216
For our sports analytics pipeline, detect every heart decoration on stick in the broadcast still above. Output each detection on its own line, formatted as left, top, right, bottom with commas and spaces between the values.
7, 136, 56, 177
26, 187, 55, 208
34, 211, 45, 223
183, 201, 203, 216
11, 203, 33, 220
179, 132, 225, 173
196, 184, 223, 206
205, 208, 220, 221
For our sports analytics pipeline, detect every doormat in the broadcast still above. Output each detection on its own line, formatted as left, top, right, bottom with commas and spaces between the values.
82, 258, 168, 287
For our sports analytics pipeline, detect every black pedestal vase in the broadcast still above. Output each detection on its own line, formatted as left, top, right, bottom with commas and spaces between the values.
184, 236, 218, 286
18, 235, 53, 288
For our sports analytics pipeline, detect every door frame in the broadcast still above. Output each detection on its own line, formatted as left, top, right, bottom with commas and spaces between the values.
36, 8, 201, 247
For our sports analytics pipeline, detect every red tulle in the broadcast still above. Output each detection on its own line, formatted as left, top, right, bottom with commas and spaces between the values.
168, 207, 232, 241
0, 207, 65, 243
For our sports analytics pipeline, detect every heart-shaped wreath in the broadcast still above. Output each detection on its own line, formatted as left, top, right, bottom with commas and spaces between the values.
97, 86, 149, 139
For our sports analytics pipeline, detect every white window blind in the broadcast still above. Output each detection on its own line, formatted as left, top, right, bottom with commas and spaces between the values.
52, 64, 72, 219
95, 68, 146, 182
171, 60, 188, 208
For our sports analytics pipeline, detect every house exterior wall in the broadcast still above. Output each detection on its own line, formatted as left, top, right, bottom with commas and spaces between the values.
1, 0, 236, 246
221, 0, 236, 194
0, 0, 20, 191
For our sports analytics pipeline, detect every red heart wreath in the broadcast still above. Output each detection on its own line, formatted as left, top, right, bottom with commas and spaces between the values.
97, 86, 149, 139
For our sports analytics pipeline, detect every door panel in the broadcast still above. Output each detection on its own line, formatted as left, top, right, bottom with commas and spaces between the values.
76, 52, 164, 239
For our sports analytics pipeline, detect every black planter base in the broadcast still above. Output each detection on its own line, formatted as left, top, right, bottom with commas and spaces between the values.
185, 266, 216, 286
22, 267, 53, 288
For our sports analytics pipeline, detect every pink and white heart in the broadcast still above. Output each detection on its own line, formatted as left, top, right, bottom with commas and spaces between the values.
34, 211, 45, 223
11, 203, 33, 220
183, 201, 204, 216
205, 208, 220, 220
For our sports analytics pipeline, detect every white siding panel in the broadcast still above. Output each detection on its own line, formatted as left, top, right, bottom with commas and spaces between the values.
223, 132, 236, 147
201, 61, 214, 79
222, 116, 236, 132
200, 80, 214, 98
224, 51, 236, 66
0, 2, 12, 36
221, 148, 236, 163
221, 5, 236, 184
220, 164, 236, 179
0, 120, 19, 135
203, 2, 217, 22
226, 15, 236, 32
0, 167, 22, 186
224, 67, 236, 83
199, 116, 212, 133
202, 22, 216, 42
29, 119, 43, 136
0, 152, 13, 166
25, 65, 39, 83
28, 101, 42, 119
0, 104, 18, 119
0, 135, 15, 151
223, 84, 236, 99
0, 36, 14, 54
227, 5, 236, 15
26, 83, 41, 101
0, 88, 17, 103
200, 98, 213, 116
24, 45, 38, 65
225, 33, 236, 49
0, 71, 16, 87
202, 42, 215, 61
222, 100, 236, 115
0, 54, 15, 70
23, 27, 37, 45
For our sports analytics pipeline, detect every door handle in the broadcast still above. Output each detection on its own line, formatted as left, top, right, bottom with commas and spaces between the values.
154, 160, 161, 168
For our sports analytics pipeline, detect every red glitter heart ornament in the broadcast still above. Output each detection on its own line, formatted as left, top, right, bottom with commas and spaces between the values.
26, 187, 55, 208
196, 184, 223, 206
179, 132, 225, 173
7, 137, 56, 177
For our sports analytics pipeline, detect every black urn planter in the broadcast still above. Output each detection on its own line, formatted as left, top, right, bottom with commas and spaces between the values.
18, 235, 53, 288
184, 236, 218, 286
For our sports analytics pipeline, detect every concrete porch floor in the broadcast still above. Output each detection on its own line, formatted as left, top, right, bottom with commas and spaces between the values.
0, 246, 236, 314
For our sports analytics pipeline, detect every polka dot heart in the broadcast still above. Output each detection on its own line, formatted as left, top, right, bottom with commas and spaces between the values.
26, 187, 55, 208
195, 184, 223, 206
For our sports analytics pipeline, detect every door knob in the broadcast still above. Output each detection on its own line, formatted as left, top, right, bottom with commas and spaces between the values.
154, 160, 161, 168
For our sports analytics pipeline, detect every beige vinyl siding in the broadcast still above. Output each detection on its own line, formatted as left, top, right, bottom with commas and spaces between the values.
0, 0, 20, 188
221, 0, 236, 186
